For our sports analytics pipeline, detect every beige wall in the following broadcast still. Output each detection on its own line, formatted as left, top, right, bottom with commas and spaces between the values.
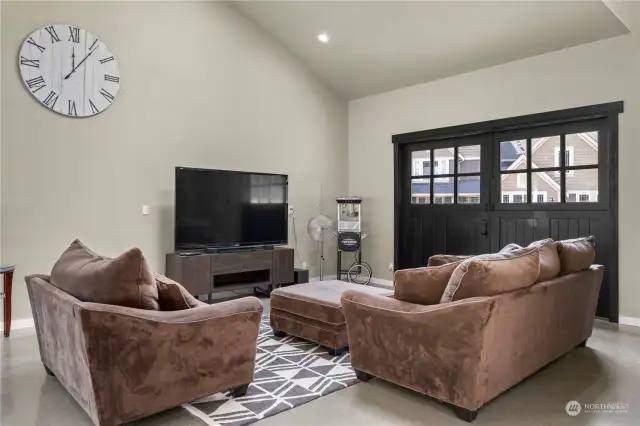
1, 2, 348, 321
349, 34, 640, 319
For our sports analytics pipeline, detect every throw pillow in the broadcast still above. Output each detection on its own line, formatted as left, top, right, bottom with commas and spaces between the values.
394, 261, 463, 305
556, 236, 596, 275
50, 239, 159, 310
528, 238, 561, 282
155, 273, 204, 311
427, 255, 472, 267
440, 246, 540, 303
499, 243, 522, 253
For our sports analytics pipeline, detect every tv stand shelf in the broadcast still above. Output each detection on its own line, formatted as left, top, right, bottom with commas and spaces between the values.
166, 247, 294, 302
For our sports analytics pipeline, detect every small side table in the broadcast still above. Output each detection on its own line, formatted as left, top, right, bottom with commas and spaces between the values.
1, 266, 15, 337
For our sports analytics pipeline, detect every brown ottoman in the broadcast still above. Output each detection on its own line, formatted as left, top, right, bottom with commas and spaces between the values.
270, 280, 393, 355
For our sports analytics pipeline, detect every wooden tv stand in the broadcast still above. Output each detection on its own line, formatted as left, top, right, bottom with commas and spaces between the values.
165, 247, 294, 302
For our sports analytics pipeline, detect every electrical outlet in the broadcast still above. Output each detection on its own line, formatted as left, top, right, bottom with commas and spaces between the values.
302, 261, 307, 269
288, 206, 295, 216
388, 262, 394, 271
142, 205, 150, 215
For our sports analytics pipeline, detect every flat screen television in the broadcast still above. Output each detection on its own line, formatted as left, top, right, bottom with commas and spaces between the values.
175, 167, 288, 250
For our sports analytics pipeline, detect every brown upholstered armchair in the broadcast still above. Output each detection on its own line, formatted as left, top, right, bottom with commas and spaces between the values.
26, 274, 263, 426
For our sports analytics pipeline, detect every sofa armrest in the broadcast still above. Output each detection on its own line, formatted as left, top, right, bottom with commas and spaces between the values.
341, 290, 497, 410
76, 297, 263, 425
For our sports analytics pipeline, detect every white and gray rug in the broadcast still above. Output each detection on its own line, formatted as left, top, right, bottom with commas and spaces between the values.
182, 316, 359, 426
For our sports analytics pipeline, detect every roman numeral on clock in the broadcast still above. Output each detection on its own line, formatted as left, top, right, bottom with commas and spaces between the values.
89, 99, 99, 114
43, 91, 59, 109
99, 88, 115, 103
27, 37, 46, 53
45, 26, 60, 43
68, 100, 78, 116
26, 76, 46, 93
100, 56, 114, 64
68, 26, 80, 43
104, 75, 119, 83
20, 56, 39, 68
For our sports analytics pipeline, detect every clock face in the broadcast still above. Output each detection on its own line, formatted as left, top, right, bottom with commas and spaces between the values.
19, 24, 120, 117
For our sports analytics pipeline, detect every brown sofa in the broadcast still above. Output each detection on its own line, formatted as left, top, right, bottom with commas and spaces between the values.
26, 273, 263, 426
341, 238, 602, 422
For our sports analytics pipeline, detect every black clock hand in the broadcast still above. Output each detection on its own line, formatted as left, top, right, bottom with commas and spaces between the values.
71, 47, 75, 71
64, 48, 96, 80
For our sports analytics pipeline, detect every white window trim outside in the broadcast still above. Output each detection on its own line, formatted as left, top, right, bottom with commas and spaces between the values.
566, 190, 599, 202
501, 191, 548, 203
516, 173, 526, 189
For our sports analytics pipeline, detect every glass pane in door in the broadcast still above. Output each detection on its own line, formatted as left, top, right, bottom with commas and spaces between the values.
411, 150, 431, 177
458, 145, 481, 174
566, 132, 598, 167
411, 178, 431, 204
500, 140, 526, 170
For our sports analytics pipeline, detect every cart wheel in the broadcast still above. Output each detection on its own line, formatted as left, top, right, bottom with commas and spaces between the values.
348, 262, 372, 285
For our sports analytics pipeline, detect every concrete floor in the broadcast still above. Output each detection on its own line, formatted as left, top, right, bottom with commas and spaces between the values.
2, 300, 640, 426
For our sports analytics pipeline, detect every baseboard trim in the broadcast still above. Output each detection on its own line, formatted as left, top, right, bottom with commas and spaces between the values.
619, 316, 640, 328
309, 275, 393, 288
0, 318, 35, 333
309, 275, 338, 282
370, 277, 394, 288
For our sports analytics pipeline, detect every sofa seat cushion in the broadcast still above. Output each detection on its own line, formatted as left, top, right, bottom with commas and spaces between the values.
50, 239, 159, 310
529, 238, 561, 282
155, 273, 205, 311
270, 280, 392, 325
394, 261, 462, 305
440, 247, 540, 303
557, 236, 596, 275
427, 255, 472, 267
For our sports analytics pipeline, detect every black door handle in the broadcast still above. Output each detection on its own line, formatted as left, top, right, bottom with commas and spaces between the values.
481, 220, 489, 237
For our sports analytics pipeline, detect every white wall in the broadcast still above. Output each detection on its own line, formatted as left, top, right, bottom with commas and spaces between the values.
349, 35, 640, 320
1, 2, 348, 321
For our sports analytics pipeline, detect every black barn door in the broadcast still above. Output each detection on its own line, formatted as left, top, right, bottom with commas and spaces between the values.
397, 135, 493, 268
394, 103, 621, 322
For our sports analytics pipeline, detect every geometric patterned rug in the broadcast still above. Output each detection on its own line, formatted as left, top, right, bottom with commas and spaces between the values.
182, 316, 359, 426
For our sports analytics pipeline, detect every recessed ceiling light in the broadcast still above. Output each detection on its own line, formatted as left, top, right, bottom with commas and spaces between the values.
317, 32, 330, 43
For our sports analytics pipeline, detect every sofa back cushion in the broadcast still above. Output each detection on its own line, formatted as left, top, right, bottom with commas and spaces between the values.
427, 255, 472, 267
394, 261, 462, 305
556, 236, 596, 275
155, 273, 204, 311
50, 240, 159, 310
440, 247, 540, 303
528, 238, 561, 282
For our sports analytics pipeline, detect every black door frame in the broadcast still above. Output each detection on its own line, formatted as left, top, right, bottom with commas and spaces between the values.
392, 101, 622, 322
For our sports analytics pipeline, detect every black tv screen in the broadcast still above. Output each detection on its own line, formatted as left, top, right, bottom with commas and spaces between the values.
175, 168, 288, 250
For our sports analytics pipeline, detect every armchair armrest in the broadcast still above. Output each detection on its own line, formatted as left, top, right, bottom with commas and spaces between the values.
341, 290, 497, 410
76, 297, 263, 425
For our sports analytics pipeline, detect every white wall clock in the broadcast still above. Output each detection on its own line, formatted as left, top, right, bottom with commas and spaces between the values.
19, 24, 120, 117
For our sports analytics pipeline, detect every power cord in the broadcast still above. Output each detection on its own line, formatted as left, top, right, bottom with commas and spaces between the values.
290, 208, 305, 265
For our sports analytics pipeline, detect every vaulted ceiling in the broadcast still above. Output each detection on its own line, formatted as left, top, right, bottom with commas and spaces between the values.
233, 1, 629, 100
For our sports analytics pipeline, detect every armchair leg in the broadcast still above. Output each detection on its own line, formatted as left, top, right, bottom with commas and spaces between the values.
44, 365, 55, 377
577, 339, 588, 348
453, 407, 478, 422
231, 384, 250, 398
354, 369, 373, 382
272, 329, 286, 338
